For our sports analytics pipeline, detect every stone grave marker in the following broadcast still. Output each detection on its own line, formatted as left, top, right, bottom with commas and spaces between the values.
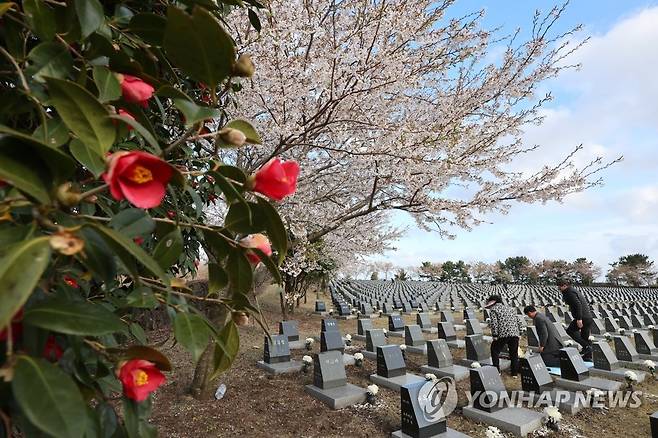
437, 322, 457, 341
321, 330, 345, 353
417, 312, 432, 329
315, 301, 327, 312
264, 334, 291, 364
592, 341, 620, 371
634, 331, 658, 356
357, 318, 373, 336
520, 354, 554, 393
469, 366, 507, 412
377, 345, 407, 378
614, 335, 639, 363
466, 319, 483, 336
559, 348, 589, 381
322, 318, 339, 332
405, 325, 425, 347
279, 320, 299, 342
427, 339, 453, 369
465, 335, 490, 362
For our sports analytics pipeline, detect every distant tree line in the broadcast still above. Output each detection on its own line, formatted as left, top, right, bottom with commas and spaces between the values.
368, 254, 657, 287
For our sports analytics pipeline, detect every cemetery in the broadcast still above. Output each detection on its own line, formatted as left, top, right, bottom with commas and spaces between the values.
0, 1, 655, 437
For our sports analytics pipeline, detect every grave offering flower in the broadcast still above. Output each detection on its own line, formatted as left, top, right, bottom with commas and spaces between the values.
302, 355, 313, 373
588, 335, 595, 341
103, 151, 174, 208
624, 370, 638, 390
425, 373, 437, 381
119, 74, 155, 107
604, 332, 612, 340
471, 362, 481, 368
354, 352, 364, 367
485, 426, 504, 438
564, 340, 574, 347
619, 328, 626, 335
366, 384, 379, 403
632, 329, 638, 333
543, 406, 562, 431
305, 338, 315, 351
345, 334, 352, 346
382, 328, 388, 337
649, 325, 655, 330
251, 158, 300, 201
118, 360, 166, 402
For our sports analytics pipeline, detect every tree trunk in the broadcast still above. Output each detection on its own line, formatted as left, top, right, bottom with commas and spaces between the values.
280, 288, 288, 319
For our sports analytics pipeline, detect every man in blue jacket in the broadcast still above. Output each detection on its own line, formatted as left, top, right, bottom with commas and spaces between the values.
558, 278, 593, 361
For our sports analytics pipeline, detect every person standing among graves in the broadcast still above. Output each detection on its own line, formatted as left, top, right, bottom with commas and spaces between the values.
485, 295, 525, 377
558, 278, 593, 361
523, 305, 563, 367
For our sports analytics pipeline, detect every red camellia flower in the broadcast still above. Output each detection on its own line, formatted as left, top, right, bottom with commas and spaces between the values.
63, 275, 79, 289
0, 309, 23, 343
239, 233, 272, 264
133, 236, 144, 245
119, 74, 154, 107
118, 359, 166, 402
252, 158, 300, 201
102, 151, 173, 209
42, 336, 63, 361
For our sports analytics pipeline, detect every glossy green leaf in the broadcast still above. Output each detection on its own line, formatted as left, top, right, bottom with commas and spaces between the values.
215, 165, 247, 184
107, 345, 172, 371
108, 209, 155, 239
26, 42, 73, 83
13, 356, 88, 438
252, 248, 282, 284
128, 13, 167, 46
78, 227, 117, 285
45, 78, 116, 154
202, 229, 231, 261
0, 237, 50, 330
208, 170, 246, 205
23, 0, 56, 41
85, 224, 167, 280
0, 3, 16, 17
0, 142, 52, 203
164, 6, 236, 89
129, 322, 147, 344
32, 118, 70, 147
75, 0, 104, 39
125, 287, 159, 309
211, 321, 239, 379
224, 201, 261, 234
257, 197, 288, 263
93, 66, 121, 103
208, 263, 228, 294
108, 114, 161, 153
153, 227, 183, 270
24, 299, 125, 335
173, 312, 211, 362
227, 250, 252, 295
173, 98, 221, 126
223, 118, 261, 145
69, 138, 106, 177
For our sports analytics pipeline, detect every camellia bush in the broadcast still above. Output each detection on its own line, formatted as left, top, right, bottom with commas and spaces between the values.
0, 1, 298, 436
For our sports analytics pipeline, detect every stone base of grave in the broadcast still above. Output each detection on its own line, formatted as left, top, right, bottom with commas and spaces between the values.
388, 331, 404, 338
362, 313, 379, 319
336, 315, 357, 320
406, 344, 428, 355
288, 340, 305, 350
369, 373, 425, 392
483, 335, 493, 342
462, 406, 545, 437
313, 311, 329, 316
456, 358, 510, 371
256, 360, 303, 375
520, 389, 588, 415
362, 350, 378, 361
638, 353, 658, 361
454, 324, 466, 331
304, 383, 367, 409
353, 334, 367, 342
445, 340, 466, 349
553, 376, 622, 392
313, 335, 350, 343
391, 427, 471, 438
402, 312, 418, 316
422, 327, 439, 334
421, 364, 469, 381
618, 359, 649, 369
382, 313, 400, 317
590, 367, 646, 383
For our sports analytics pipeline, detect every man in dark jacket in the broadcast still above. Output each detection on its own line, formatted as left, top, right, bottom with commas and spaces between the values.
524, 305, 564, 367
486, 295, 525, 377
558, 279, 593, 361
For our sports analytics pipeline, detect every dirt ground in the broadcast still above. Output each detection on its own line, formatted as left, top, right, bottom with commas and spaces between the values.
149, 289, 658, 437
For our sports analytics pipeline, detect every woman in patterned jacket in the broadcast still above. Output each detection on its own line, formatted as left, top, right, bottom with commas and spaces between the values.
485, 294, 526, 377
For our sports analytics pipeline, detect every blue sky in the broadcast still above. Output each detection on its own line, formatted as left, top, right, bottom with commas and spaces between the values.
374, 0, 658, 279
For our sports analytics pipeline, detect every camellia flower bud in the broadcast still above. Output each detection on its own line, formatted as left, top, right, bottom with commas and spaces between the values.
232, 54, 255, 78
239, 233, 272, 264
56, 183, 81, 207
232, 312, 249, 326
49, 230, 85, 256
218, 128, 247, 147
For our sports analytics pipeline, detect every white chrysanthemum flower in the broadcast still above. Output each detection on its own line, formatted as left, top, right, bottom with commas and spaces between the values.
604, 332, 612, 340
564, 340, 574, 347
588, 335, 595, 341
485, 318, 491, 323
649, 325, 655, 329
625, 370, 638, 382
544, 406, 562, 422
619, 328, 626, 335
644, 359, 656, 370
345, 334, 352, 341
399, 344, 407, 351
485, 426, 504, 438
614, 318, 620, 322
632, 329, 638, 333
354, 352, 364, 361
424, 373, 437, 381
471, 362, 481, 368
382, 328, 388, 334
367, 384, 379, 396
302, 355, 313, 364
305, 337, 314, 344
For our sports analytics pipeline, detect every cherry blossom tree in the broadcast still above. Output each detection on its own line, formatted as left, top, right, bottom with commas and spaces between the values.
217, 0, 620, 314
